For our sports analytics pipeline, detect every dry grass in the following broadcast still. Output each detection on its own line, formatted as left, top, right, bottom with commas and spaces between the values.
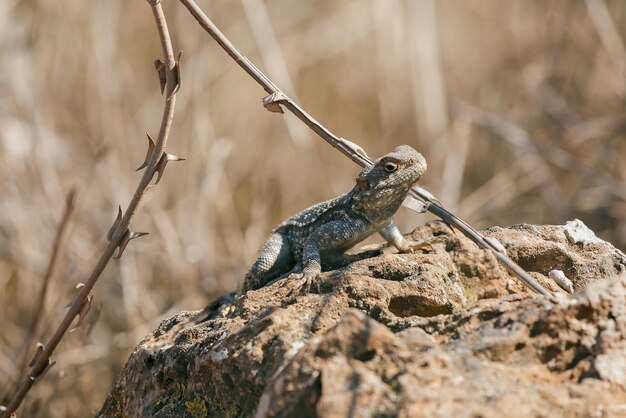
1, 0, 625, 415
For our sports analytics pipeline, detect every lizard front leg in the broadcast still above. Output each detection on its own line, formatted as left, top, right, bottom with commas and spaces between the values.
286, 236, 322, 295
379, 222, 439, 253
289, 217, 371, 294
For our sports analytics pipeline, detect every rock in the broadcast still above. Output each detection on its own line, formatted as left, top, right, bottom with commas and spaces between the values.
99, 222, 626, 418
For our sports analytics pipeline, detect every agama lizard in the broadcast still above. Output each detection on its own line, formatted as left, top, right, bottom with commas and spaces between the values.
242, 145, 430, 293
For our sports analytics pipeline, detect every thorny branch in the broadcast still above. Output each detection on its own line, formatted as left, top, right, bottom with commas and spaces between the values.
178, 0, 553, 298
0, 1, 182, 416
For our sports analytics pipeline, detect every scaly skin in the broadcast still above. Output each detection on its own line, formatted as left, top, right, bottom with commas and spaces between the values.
242, 145, 428, 292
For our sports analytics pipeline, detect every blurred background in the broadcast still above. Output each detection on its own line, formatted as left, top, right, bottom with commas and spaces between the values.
1, 0, 625, 415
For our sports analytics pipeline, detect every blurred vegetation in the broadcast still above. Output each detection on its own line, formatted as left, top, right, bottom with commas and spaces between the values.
1, 0, 625, 415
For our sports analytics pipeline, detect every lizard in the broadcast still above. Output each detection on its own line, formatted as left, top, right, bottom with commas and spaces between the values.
241, 144, 431, 293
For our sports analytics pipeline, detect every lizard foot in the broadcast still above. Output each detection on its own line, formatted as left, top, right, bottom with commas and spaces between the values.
286, 272, 320, 296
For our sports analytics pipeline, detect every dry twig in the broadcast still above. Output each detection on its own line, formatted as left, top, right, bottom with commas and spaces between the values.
22, 190, 76, 365
178, 0, 553, 298
0, 190, 76, 408
0, 1, 182, 415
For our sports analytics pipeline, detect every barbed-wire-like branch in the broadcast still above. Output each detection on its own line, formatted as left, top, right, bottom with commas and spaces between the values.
178, 0, 553, 299
0, 1, 182, 416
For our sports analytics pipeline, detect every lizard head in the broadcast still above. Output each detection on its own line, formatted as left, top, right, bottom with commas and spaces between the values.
356, 145, 427, 192
354, 145, 427, 219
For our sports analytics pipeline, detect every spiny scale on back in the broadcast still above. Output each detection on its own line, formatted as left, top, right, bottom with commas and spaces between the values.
242, 145, 428, 292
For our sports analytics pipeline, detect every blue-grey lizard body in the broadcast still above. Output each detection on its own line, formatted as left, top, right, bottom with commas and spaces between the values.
242, 145, 428, 292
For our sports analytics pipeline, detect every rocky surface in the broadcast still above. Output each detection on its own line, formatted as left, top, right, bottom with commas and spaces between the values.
99, 221, 626, 418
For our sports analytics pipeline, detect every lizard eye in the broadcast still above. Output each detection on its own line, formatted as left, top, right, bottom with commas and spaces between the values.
383, 161, 398, 173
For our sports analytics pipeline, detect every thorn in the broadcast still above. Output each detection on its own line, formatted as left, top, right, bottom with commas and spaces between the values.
169, 51, 183, 98
65, 286, 82, 308
136, 133, 156, 172
40, 360, 56, 379
156, 52, 182, 98
29, 343, 45, 368
484, 237, 507, 255
442, 221, 456, 235
154, 152, 186, 185
70, 294, 93, 332
86, 302, 102, 337
340, 138, 370, 160
430, 219, 456, 235
263, 91, 288, 114
415, 187, 439, 204
107, 206, 123, 241
27, 360, 55, 381
114, 229, 149, 259
431, 197, 444, 207
154, 59, 166, 94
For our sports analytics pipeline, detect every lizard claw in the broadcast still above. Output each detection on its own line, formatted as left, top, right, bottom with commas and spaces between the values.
287, 272, 319, 296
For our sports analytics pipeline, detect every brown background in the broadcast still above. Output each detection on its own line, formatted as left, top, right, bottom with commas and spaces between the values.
1, 0, 625, 415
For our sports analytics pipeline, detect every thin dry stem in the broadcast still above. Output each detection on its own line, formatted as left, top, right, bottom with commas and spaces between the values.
178, 0, 553, 298
23, 190, 76, 362
0, 190, 76, 406
0, 1, 180, 415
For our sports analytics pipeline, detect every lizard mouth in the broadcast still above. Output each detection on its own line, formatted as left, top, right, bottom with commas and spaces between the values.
381, 177, 420, 190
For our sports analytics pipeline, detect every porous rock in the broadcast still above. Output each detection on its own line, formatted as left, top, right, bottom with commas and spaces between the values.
99, 221, 626, 417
